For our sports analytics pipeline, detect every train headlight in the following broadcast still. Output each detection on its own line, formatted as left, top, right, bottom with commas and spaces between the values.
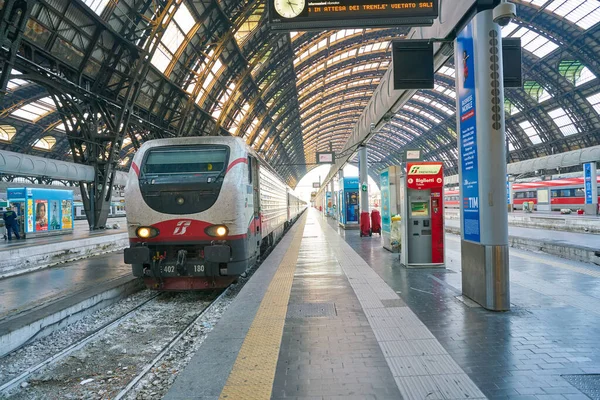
136, 226, 159, 239
205, 225, 229, 237
176, 196, 185, 205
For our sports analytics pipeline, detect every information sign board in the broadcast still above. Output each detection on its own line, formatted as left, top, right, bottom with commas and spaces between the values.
584, 162, 593, 204
313, 182, 320, 188
456, 21, 480, 243
316, 152, 335, 164
269, 0, 438, 31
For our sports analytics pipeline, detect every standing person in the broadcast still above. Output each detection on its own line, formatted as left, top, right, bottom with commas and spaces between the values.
3, 206, 21, 241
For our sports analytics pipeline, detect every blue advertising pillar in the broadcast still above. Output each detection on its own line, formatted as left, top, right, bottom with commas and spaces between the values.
455, 9, 510, 311
583, 162, 598, 215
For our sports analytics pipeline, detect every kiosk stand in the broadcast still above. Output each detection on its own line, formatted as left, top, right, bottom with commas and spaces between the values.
338, 177, 359, 229
7, 188, 74, 238
398, 162, 445, 268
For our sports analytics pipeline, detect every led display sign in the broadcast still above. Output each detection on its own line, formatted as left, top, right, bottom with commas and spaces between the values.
269, 0, 438, 31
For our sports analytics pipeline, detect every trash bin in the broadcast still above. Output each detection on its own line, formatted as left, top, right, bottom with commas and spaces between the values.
371, 210, 381, 235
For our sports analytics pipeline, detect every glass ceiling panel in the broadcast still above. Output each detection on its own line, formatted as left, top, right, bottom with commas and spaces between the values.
519, 120, 542, 144
586, 92, 600, 114
82, 0, 110, 15
10, 96, 55, 122
506, 26, 559, 58
546, 0, 600, 30
547, 107, 579, 136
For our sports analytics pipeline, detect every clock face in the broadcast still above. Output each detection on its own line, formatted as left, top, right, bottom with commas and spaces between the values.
274, 0, 305, 19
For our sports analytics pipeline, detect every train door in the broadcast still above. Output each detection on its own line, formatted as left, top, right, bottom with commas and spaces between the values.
249, 156, 261, 258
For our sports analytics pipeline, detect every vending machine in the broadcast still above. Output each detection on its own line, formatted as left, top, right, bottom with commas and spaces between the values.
399, 162, 445, 267
338, 177, 359, 229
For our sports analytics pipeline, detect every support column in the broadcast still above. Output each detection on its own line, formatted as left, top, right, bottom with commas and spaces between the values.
358, 145, 371, 236
583, 162, 598, 215
455, 10, 509, 311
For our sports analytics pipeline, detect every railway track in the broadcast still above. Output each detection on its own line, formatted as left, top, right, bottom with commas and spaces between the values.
0, 288, 229, 399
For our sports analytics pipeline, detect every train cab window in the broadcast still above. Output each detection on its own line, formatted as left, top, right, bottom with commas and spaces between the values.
142, 146, 228, 176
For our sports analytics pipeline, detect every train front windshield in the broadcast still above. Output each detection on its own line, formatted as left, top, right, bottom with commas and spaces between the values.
143, 147, 228, 176
138, 145, 230, 215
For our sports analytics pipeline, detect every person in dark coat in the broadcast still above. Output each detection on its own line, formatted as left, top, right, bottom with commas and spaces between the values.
3, 206, 21, 240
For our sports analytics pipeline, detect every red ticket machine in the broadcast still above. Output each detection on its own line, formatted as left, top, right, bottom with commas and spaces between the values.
399, 162, 445, 267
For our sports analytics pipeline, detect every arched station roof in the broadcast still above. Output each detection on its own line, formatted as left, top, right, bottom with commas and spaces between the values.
0, 0, 599, 186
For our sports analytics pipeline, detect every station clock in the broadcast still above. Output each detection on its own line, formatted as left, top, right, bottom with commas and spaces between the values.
273, 0, 305, 19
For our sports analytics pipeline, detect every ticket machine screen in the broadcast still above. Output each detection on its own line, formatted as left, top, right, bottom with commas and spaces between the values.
410, 201, 429, 217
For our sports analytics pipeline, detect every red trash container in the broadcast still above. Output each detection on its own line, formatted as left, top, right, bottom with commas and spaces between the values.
360, 211, 371, 237
371, 210, 381, 235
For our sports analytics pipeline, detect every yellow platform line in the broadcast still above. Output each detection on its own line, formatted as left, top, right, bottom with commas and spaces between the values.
219, 215, 306, 400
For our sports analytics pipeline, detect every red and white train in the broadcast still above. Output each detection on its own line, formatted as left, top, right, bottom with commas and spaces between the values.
123, 136, 306, 290
444, 176, 600, 211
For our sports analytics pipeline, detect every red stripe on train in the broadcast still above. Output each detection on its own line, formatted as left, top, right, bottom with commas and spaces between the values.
226, 157, 248, 174
131, 162, 140, 176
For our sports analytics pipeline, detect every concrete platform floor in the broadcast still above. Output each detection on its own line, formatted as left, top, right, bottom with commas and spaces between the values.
0, 217, 127, 251
332, 217, 600, 399
0, 251, 131, 319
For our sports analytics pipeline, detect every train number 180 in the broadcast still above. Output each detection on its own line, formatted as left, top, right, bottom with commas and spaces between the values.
194, 264, 205, 273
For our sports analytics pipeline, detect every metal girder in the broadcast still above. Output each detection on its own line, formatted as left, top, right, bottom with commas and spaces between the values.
0, 0, 32, 104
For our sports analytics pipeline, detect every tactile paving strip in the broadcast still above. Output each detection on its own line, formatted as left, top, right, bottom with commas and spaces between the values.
219, 215, 306, 400
562, 374, 600, 399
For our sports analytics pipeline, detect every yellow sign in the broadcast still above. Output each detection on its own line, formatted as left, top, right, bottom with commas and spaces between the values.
408, 164, 442, 175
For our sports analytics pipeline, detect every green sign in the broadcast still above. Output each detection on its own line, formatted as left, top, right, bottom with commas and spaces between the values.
361, 183, 367, 192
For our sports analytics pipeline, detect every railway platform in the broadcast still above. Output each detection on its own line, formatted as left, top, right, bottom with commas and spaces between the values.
0, 217, 128, 278
0, 250, 140, 357
165, 208, 600, 399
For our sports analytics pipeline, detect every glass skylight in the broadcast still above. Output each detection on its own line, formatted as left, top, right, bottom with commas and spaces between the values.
82, 0, 110, 15
33, 136, 57, 150
519, 120, 542, 144
150, 3, 196, 73
548, 107, 579, 136
0, 125, 16, 142
545, 0, 600, 30
506, 26, 559, 58
10, 96, 55, 122
586, 92, 600, 114
438, 66, 455, 78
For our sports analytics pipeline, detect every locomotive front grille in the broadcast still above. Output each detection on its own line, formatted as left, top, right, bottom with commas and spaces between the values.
148, 244, 205, 260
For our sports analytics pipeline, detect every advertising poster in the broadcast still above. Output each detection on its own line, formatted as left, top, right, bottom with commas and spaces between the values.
380, 171, 391, 233
49, 200, 61, 230
27, 199, 34, 233
35, 200, 48, 231
62, 200, 73, 229
456, 21, 480, 243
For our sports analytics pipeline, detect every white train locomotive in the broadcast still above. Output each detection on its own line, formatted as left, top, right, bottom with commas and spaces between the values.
123, 136, 305, 290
